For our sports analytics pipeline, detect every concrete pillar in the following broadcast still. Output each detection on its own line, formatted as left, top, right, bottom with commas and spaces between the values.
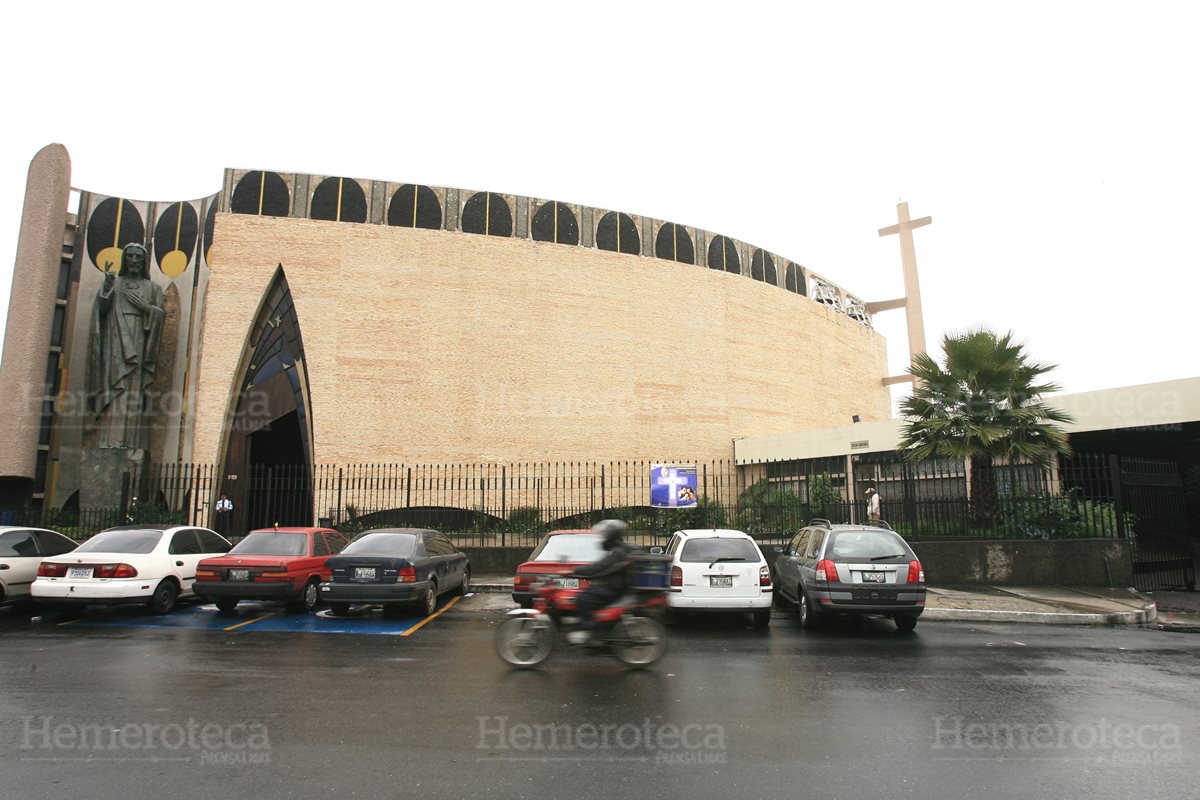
0, 144, 71, 486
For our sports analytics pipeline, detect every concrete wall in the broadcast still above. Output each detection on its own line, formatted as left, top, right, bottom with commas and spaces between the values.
192, 214, 891, 468
460, 547, 534, 575
909, 538, 1135, 587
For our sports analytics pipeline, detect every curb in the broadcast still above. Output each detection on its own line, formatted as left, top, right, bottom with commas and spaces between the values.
922, 607, 1154, 626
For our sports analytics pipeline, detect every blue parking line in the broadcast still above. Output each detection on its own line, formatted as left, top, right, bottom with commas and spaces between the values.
60, 597, 461, 636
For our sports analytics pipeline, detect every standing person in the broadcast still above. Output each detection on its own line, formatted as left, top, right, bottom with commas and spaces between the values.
215, 493, 233, 536
865, 487, 881, 525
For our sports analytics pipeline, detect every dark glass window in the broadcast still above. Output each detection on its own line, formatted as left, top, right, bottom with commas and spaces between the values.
341, 532, 417, 557
44, 354, 59, 395
531, 202, 580, 245
785, 263, 807, 295
169, 529, 203, 555
679, 537, 760, 563
312, 534, 329, 557
76, 530, 162, 554
324, 533, 347, 554
229, 532, 304, 556
310, 177, 367, 224
461, 192, 512, 237
230, 171, 290, 217
806, 530, 826, 558
34, 451, 48, 489
50, 307, 66, 348
197, 529, 231, 553
654, 223, 695, 264
595, 212, 639, 254
708, 236, 740, 273
751, 250, 776, 284
57, 258, 71, 300
35, 530, 77, 556
0, 530, 38, 557
388, 185, 442, 229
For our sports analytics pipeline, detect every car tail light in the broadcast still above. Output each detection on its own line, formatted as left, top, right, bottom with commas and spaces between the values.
37, 562, 67, 578
815, 560, 840, 583
254, 566, 291, 582
397, 565, 417, 583
93, 563, 138, 579
670, 566, 683, 587
907, 561, 924, 584
514, 574, 527, 588
195, 568, 217, 579
759, 565, 772, 587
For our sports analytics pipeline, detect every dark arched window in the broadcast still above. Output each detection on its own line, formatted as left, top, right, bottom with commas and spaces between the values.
231, 171, 290, 217
531, 202, 579, 245
654, 223, 694, 264
785, 263, 807, 295
461, 192, 512, 237
596, 212, 639, 255
310, 177, 367, 223
708, 235, 740, 274
751, 249, 776, 284
388, 184, 442, 229
153, 202, 199, 277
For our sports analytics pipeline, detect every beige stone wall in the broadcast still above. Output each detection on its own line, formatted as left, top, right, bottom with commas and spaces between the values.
191, 214, 890, 470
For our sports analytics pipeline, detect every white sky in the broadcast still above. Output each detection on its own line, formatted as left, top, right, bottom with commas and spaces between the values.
2, 1, 1197, 410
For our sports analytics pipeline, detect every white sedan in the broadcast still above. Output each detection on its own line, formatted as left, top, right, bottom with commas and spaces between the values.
658, 528, 774, 627
32, 524, 232, 614
0, 526, 79, 606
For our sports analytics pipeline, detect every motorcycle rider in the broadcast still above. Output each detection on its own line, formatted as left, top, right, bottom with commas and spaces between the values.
568, 519, 635, 644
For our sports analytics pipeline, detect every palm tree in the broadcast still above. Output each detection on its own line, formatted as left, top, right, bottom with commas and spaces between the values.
898, 328, 1073, 528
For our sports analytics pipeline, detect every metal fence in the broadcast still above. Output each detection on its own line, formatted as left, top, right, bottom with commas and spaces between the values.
3, 454, 1151, 548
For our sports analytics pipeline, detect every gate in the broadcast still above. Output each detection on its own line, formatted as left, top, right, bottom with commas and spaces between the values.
1118, 457, 1196, 592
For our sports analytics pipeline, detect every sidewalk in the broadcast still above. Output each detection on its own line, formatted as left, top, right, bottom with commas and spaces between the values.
471, 575, 1169, 627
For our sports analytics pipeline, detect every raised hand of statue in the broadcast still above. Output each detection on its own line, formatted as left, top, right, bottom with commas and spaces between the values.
102, 267, 116, 289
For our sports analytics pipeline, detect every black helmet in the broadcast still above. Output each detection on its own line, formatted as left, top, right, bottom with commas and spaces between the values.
592, 519, 628, 550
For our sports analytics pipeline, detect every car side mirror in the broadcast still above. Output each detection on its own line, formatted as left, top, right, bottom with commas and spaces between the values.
649, 547, 664, 555
773, 546, 784, 554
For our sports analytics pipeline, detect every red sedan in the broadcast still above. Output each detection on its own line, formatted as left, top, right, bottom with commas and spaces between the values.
194, 527, 348, 613
512, 529, 601, 608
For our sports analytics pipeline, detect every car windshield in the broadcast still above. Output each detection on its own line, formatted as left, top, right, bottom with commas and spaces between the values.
74, 530, 163, 555
680, 537, 760, 563
829, 531, 909, 560
230, 532, 308, 557
534, 534, 605, 562
341, 533, 417, 557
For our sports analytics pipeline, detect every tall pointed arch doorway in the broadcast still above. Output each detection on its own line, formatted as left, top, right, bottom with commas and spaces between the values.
217, 266, 315, 532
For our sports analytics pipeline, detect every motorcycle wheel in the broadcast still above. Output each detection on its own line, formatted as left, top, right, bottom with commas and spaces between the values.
494, 615, 555, 668
611, 615, 666, 667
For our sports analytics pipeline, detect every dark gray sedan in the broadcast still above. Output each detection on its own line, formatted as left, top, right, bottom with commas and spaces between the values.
320, 528, 470, 616
773, 520, 926, 631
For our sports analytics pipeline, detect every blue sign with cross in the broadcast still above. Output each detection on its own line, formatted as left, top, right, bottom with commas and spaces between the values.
651, 464, 698, 508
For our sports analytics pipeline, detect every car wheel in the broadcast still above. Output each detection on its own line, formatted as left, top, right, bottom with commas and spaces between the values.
328, 602, 352, 616
457, 568, 471, 596
214, 598, 239, 613
290, 580, 321, 614
895, 614, 918, 633
798, 587, 822, 630
148, 580, 179, 615
418, 581, 437, 616
753, 608, 772, 628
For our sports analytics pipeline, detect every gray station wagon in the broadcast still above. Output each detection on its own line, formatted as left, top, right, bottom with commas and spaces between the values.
773, 519, 925, 631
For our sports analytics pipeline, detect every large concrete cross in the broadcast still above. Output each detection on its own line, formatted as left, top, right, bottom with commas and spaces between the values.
871, 202, 931, 386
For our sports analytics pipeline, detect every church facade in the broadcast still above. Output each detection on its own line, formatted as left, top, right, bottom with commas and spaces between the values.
0, 144, 891, 518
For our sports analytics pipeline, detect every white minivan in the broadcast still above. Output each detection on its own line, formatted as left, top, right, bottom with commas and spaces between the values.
657, 529, 773, 627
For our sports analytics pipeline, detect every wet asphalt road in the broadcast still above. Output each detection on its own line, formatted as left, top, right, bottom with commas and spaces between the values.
1, 599, 1198, 800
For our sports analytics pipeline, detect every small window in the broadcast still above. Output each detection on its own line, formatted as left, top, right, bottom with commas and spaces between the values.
169, 530, 203, 555
655, 224, 695, 264
596, 212, 639, 255
312, 534, 330, 557
435, 534, 457, 555
423, 535, 448, 557
806, 530, 826, 559
531, 202, 579, 245
707, 236, 740, 273
310, 177, 368, 224
790, 531, 811, 557
0, 530, 39, 557
230, 171, 290, 217
35, 530, 77, 556
324, 533, 348, 554
197, 529, 231, 553
388, 185, 442, 230
461, 192, 512, 237
665, 535, 682, 556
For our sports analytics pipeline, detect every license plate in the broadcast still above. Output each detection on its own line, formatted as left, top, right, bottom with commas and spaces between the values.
862, 572, 886, 583
709, 576, 733, 588
354, 567, 377, 580
229, 569, 251, 581
67, 567, 92, 579
554, 577, 579, 589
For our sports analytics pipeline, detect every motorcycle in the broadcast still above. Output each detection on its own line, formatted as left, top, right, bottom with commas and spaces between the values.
494, 576, 668, 668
